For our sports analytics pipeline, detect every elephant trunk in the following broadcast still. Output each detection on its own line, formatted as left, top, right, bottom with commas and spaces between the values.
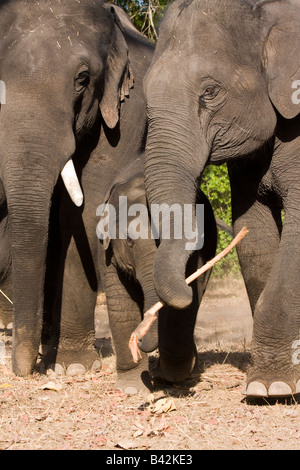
135, 241, 159, 352
0, 109, 76, 376
145, 95, 209, 310
6, 172, 54, 375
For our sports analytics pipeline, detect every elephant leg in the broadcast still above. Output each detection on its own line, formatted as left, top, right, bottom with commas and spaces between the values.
228, 163, 300, 397
155, 256, 215, 384
157, 295, 200, 384
104, 262, 151, 394
44, 237, 100, 375
42, 197, 101, 375
156, 195, 217, 384
0, 211, 12, 328
229, 161, 282, 313
233, 199, 282, 314
231, 198, 284, 396
246, 202, 300, 397
0, 277, 12, 329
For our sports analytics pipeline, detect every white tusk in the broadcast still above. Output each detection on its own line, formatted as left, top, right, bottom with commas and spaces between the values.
61, 159, 84, 207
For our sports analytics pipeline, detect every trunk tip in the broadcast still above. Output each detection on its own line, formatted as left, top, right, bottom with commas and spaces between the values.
155, 281, 193, 310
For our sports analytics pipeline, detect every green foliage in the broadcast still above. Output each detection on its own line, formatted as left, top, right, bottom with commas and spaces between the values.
201, 164, 240, 277
111, 0, 170, 40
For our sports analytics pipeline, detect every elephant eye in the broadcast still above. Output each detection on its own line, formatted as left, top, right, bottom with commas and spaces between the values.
200, 85, 219, 101
75, 69, 90, 93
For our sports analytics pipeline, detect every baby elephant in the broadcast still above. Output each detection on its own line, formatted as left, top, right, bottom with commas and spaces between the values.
97, 155, 217, 393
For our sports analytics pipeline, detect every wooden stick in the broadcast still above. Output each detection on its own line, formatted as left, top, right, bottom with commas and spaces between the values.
129, 226, 249, 362
0, 289, 13, 305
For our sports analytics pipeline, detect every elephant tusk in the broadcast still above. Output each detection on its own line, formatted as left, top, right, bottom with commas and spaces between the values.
61, 159, 84, 207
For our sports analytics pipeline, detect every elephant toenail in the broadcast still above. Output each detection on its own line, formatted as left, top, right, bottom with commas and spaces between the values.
124, 386, 139, 395
91, 359, 101, 371
246, 381, 268, 397
66, 363, 86, 376
47, 363, 65, 375
268, 381, 292, 397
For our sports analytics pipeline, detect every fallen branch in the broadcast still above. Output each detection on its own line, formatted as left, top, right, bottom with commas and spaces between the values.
129, 226, 249, 362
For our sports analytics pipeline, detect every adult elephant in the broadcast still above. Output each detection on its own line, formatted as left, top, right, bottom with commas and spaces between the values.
144, 0, 300, 398
0, 0, 153, 377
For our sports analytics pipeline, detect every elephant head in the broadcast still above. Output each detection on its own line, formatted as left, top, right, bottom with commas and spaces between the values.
98, 156, 159, 352
0, 0, 133, 375
144, 0, 300, 309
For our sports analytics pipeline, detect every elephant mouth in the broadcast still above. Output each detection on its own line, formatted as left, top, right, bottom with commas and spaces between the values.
60, 159, 83, 207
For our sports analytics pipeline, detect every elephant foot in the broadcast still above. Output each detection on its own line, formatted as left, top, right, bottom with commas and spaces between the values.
41, 344, 101, 376
0, 312, 13, 330
44, 359, 101, 376
243, 379, 300, 398
151, 354, 200, 385
0, 299, 13, 329
243, 363, 300, 398
244, 344, 300, 398
115, 359, 153, 395
0, 320, 12, 330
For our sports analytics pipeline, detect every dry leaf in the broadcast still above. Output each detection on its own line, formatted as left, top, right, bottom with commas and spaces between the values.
41, 381, 63, 392
206, 417, 219, 426
150, 397, 176, 414
147, 393, 155, 403
116, 438, 144, 449
91, 436, 107, 447
0, 383, 13, 389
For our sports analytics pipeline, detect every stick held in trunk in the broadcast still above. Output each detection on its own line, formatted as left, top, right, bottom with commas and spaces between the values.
129, 226, 249, 362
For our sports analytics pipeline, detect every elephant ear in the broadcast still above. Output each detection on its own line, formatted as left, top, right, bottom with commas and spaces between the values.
100, 7, 134, 129
99, 162, 145, 250
99, 180, 124, 251
260, 0, 300, 119
97, 196, 115, 251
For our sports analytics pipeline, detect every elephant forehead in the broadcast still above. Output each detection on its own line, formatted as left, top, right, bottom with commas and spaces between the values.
1, 1, 112, 56
155, 0, 261, 65
147, 49, 262, 93
3, 33, 87, 78
156, 19, 224, 58
189, 56, 262, 88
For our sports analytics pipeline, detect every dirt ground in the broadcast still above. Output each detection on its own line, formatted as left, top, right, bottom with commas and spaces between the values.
1, 277, 300, 451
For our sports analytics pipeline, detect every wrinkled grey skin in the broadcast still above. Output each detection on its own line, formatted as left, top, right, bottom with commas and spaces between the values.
0, 198, 11, 329
144, 0, 300, 397
0, 0, 154, 385
99, 155, 217, 390
99, 156, 159, 394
